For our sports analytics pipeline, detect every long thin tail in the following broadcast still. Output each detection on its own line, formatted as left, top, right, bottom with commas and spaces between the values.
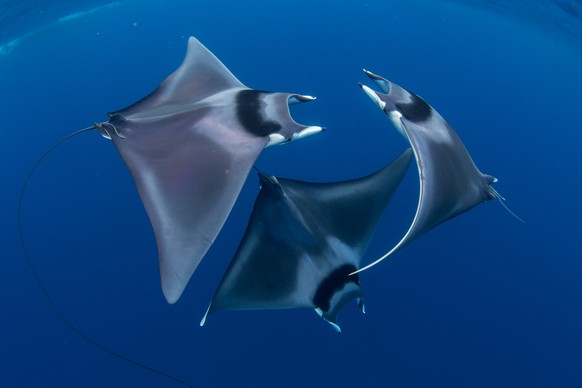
489, 186, 525, 224
17, 125, 194, 387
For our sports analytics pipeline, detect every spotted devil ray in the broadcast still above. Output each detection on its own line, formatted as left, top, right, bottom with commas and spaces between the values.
91, 36, 323, 303
200, 148, 413, 331
356, 70, 520, 274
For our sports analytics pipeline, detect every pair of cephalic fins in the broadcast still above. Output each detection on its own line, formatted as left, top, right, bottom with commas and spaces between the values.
93, 36, 502, 330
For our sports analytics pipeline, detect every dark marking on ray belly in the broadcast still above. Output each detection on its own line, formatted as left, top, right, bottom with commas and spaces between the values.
258, 172, 285, 199
313, 264, 359, 312
396, 92, 432, 122
236, 89, 282, 136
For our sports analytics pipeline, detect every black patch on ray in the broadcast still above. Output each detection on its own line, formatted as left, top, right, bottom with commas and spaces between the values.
396, 92, 432, 122
236, 90, 282, 136
313, 264, 359, 312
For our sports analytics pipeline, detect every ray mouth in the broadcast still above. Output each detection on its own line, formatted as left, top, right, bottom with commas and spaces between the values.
281, 94, 325, 143
286, 94, 320, 129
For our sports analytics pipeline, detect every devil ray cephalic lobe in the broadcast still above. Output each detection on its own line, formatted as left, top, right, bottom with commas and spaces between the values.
95, 36, 323, 303
357, 70, 499, 273
201, 149, 413, 331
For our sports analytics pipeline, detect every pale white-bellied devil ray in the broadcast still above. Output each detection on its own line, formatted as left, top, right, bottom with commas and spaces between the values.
355, 69, 522, 274
18, 36, 322, 385
200, 149, 412, 331
95, 37, 323, 304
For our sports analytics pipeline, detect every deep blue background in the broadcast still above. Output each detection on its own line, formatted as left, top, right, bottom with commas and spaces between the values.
2, 1, 582, 387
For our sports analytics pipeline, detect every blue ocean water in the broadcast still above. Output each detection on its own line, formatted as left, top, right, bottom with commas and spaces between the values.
2, 0, 582, 387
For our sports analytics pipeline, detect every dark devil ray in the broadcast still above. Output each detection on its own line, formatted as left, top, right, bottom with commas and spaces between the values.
95, 36, 322, 303
200, 149, 413, 331
357, 70, 520, 274
18, 36, 321, 385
